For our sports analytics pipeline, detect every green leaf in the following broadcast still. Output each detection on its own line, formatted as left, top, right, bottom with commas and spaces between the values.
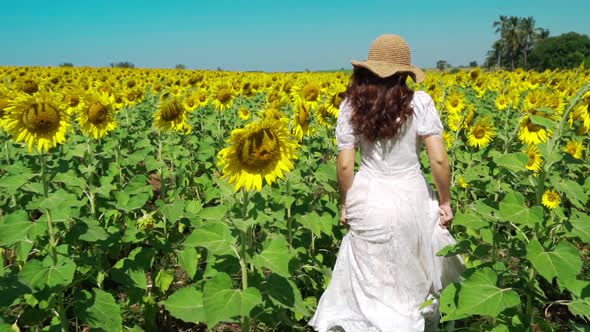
493, 152, 528, 173
453, 211, 488, 230
456, 267, 520, 317
182, 222, 235, 256
176, 247, 199, 280
0, 273, 31, 307
264, 274, 310, 316
52, 171, 87, 191
558, 275, 590, 298
78, 219, 109, 242
253, 234, 291, 277
197, 205, 229, 221
159, 199, 185, 223
565, 211, 590, 243
155, 269, 174, 293
439, 283, 470, 322
436, 239, 472, 257
74, 288, 122, 332
163, 287, 206, 324
0, 174, 34, 194
110, 247, 155, 290
299, 211, 322, 237
0, 211, 34, 246
19, 256, 76, 290
529, 114, 556, 129
568, 298, 590, 321
498, 191, 542, 226
553, 179, 588, 209
202, 273, 262, 327
526, 240, 582, 282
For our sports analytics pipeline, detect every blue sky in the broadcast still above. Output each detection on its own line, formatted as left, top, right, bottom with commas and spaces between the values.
1, 0, 589, 71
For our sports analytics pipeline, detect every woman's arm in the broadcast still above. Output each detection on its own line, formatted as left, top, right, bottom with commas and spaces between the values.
337, 148, 356, 206
422, 135, 454, 227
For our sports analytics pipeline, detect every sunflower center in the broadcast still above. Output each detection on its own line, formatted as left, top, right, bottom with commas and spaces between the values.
22, 103, 61, 134
527, 153, 536, 166
216, 88, 232, 103
301, 83, 320, 102
450, 99, 459, 108
474, 128, 486, 139
22, 80, 39, 94
198, 93, 208, 102
547, 193, 557, 202
332, 92, 345, 108
67, 95, 81, 108
238, 128, 280, 170
161, 99, 183, 121
88, 102, 109, 125
526, 120, 542, 132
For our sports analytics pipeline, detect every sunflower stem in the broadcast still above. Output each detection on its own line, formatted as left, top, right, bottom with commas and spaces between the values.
3, 140, 10, 164
86, 138, 96, 216
40, 153, 58, 261
286, 179, 293, 250
157, 131, 167, 200
240, 189, 251, 332
40, 152, 49, 198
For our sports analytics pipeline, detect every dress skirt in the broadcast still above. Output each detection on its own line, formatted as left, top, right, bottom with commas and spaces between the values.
307, 165, 465, 332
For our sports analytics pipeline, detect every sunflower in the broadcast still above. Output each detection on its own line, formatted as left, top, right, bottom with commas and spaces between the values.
442, 131, 454, 149
0, 85, 16, 127
495, 94, 509, 111
563, 140, 584, 159
568, 94, 590, 134
444, 91, 465, 114
541, 189, 560, 209
195, 89, 210, 108
261, 107, 288, 123
325, 85, 346, 116
78, 90, 118, 139
238, 106, 251, 121
3, 90, 70, 152
524, 144, 543, 173
292, 101, 312, 141
447, 113, 463, 132
522, 90, 544, 112
154, 94, 192, 134
315, 103, 337, 129
457, 176, 468, 189
216, 117, 299, 191
212, 84, 235, 111
291, 80, 323, 109
518, 115, 552, 145
467, 117, 496, 148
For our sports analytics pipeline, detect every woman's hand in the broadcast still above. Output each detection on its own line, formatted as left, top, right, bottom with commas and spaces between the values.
339, 207, 350, 229
438, 202, 454, 228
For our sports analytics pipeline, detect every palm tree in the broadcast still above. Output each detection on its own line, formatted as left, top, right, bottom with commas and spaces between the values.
485, 40, 504, 69
503, 16, 522, 70
492, 15, 510, 67
519, 16, 538, 69
537, 28, 550, 41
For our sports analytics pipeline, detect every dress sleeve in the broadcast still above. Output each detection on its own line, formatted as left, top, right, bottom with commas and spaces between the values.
414, 91, 444, 137
335, 98, 358, 150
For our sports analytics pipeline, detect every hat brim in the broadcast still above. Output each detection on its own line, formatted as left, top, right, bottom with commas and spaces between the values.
351, 60, 425, 83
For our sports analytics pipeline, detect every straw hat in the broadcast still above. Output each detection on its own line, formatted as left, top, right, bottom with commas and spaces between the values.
351, 34, 425, 83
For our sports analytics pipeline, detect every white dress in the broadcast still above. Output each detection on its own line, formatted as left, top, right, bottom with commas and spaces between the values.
307, 91, 465, 332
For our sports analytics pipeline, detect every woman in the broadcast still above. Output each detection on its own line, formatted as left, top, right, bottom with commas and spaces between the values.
308, 34, 465, 332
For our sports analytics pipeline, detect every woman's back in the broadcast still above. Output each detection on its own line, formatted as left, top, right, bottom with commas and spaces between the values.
336, 90, 444, 175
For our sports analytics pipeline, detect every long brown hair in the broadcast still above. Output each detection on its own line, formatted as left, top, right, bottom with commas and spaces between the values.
346, 66, 415, 142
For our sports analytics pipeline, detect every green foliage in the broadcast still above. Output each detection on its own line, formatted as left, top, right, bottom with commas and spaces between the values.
528, 32, 590, 71
110, 61, 136, 68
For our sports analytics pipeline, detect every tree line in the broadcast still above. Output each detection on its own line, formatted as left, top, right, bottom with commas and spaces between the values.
484, 15, 590, 71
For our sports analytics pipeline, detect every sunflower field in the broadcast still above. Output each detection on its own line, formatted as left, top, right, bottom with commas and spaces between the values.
0, 65, 589, 331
